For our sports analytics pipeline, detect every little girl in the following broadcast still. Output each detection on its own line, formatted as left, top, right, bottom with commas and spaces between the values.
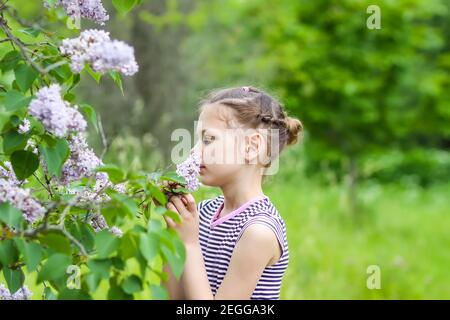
163, 86, 303, 300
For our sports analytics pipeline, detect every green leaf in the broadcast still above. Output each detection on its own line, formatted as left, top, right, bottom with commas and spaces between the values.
3, 130, 28, 154
150, 285, 168, 300
160, 234, 185, 279
112, 0, 137, 14
95, 230, 120, 258
148, 183, 167, 205
148, 219, 163, 233
3, 267, 24, 294
85, 273, 102, 293
37, 253, 71, 283
110, 192, 138, 217
69, 73, 81, 91
39, 232, 72, 255
14, 239, 43, 272
164, 209, 182, 224
109, 71, 124, 96
85, 64, 102, 83
139, 232, 159, 263
43, 286, 57, 300
0, 51, 21, 72
0, 240, 18, 267
160, 171, 186, 184
58, 288, 92, 300
19, 27, 41, 38
107, 284, 133, 300
121, 275, 142, 294
0, 111, 11, 133
14, 64, 38, 92
119, 232, 138, 260
80, 104, 99, 133
87, 258, 111, 279
0, 202, 24, 229
4, 90, 32, 112
11, 150, 39, 180
96, 164, 125, 183
40, 137, 70, 178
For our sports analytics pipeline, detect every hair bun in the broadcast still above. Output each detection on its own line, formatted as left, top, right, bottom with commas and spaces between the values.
286, 117, 303, 145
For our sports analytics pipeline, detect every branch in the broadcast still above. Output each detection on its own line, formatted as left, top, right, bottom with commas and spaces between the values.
0, 15, 47, 75
47, 226, 88, 257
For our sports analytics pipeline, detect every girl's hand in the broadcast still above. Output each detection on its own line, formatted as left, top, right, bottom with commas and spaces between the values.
164, 193, 199, 246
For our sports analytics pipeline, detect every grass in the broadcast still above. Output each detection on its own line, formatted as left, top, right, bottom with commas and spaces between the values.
262, 178, 450, 299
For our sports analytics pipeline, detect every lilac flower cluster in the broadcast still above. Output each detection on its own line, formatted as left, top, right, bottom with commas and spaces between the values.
90, 213, 123, 237
0, 161, 27, 186
60, 134, 102, 184
0, 283, 32, 300
62, 135, 128, 202
66, 171, 127, 204
0, 179, 45, 224
60, 29, 139, 76
28, 84, 87, 137
47, 0, 109, 25
176, 151, 201, 191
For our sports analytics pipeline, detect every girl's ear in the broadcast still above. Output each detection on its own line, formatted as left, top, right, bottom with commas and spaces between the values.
245, 132, 264, 164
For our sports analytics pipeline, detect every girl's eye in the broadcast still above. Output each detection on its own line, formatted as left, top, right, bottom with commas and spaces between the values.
203, 136, 215, 145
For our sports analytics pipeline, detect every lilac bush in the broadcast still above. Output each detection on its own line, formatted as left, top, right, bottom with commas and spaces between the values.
0, 0, 191, 301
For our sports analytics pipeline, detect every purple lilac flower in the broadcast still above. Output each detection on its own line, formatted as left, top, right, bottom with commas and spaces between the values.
18, 118, 30, 134
0, 179, 45, 224
176, 150, 201, 191
109, 226, 123, 238
90, 213, 123, 237
28, 84, 87, 137
60, 134, 102, 184
0, 161, 27, 186
0, 283, 33, 300
60, 29, 138, 76
46, 0, 109, 25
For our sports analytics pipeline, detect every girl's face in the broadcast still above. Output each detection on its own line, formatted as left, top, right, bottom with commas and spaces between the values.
195, 103, 259, 187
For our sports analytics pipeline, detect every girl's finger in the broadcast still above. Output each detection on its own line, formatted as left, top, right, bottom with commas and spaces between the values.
182, 194, 197, 215
169, 196, 190, 218
163, 215, 176, 228
166, 202, 180, 214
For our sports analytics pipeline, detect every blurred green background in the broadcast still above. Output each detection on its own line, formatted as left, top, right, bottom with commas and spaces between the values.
1, 0, 450, 299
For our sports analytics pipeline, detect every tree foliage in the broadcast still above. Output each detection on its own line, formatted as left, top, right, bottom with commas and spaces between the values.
0, 0, 188, 300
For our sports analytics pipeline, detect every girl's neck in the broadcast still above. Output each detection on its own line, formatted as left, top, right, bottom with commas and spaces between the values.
219, 174, 265, 218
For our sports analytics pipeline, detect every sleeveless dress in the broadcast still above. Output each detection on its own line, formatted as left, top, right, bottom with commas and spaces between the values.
197, 194, 289, 300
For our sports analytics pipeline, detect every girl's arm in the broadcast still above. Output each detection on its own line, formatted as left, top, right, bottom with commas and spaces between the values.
162, 263, 185, 300
165, 194, 280, 300
182, 223, 280, 300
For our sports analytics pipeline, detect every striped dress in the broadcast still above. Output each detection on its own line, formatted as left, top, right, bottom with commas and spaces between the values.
197, 194, 289, 300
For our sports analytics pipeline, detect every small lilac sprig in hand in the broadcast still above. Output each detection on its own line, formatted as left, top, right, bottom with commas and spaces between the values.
176, 150, 201, 192
154, 151, 201, 205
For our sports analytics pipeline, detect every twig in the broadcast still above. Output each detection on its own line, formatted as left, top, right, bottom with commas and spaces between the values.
98, 113, 108, 160
33, 172, 52, 196
46, 226, 88, 257
0, 16, 47, 75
